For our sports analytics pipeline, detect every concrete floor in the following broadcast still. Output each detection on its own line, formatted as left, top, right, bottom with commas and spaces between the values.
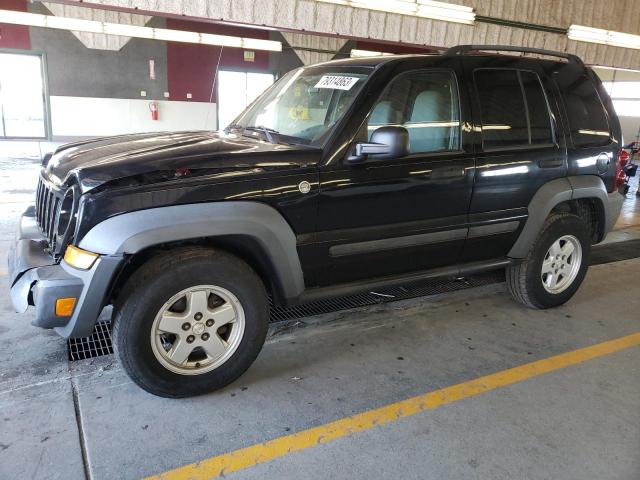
1, 158, 639, 480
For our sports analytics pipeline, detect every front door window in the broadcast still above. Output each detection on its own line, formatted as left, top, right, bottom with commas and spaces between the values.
367, 70, 461, 154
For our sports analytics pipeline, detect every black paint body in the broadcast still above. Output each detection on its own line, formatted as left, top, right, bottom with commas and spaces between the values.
44, 54, 622, 292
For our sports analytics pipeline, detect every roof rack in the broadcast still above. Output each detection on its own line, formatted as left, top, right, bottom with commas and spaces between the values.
444, 45, 584, 67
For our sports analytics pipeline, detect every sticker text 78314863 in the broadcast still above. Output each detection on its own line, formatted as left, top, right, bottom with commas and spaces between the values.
314, 75, 360, 91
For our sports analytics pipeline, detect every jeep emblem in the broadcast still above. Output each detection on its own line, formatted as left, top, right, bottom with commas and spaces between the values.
298, 181, 311, 194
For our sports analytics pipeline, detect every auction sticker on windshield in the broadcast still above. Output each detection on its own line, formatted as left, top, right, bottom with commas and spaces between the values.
315, 75, 360, 90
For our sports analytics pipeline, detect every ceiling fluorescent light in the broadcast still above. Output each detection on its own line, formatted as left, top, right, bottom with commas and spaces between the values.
350, 49, 395, 57
0, 9, 282, 52
568, 25, 610, 44
0, 9, 45, 27
351, 0, 417, 15
242, 37, 282, 52
417, 1, 475, 24
568, 24, 640, 50
103, 23, 153, 38
317, 0, 475, 25
201, 33, 242, 48
418, 0, 473, 12
46, 16, 103, 33
608, 32, 640, 50
153, 28, 200, 43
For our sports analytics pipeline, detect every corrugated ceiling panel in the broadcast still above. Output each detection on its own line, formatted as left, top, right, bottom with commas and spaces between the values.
63, 0, 640, 69
472, 0, 640, 33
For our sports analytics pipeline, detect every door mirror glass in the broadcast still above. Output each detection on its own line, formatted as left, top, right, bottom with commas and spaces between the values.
348, 126, 409, 163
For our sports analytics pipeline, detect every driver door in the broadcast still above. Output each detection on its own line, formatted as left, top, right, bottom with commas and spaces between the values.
313, 65, 474, 286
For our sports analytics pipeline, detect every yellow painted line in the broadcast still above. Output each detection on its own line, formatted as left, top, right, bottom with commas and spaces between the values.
148, 332, 640, 480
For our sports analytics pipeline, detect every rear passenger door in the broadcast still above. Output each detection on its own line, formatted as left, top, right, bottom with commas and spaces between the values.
461, 59, 567, 262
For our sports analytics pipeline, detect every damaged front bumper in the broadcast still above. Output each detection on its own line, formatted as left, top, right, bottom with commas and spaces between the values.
8, 207, 122, 338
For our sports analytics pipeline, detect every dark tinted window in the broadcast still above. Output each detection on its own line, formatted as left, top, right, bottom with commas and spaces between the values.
521, 71, 553, 145
563, 75, 610, 147
475, 69, 553, 149
367, 70, 460, 153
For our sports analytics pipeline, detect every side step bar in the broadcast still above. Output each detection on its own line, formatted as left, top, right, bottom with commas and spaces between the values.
293, 258, 512, 306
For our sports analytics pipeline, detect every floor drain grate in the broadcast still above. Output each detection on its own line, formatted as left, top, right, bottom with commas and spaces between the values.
67, 320, 113, 361
269, 270, 505, 322
67, 273, 503, 361
66, 238, 640, 361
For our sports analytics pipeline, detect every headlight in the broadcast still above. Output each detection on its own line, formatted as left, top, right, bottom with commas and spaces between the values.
56, 187, 76, 239
64, 245, 99, 270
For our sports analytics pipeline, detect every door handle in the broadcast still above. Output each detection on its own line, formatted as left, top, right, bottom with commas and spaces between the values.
538, 158, 564, 168
431, 166, 465, 179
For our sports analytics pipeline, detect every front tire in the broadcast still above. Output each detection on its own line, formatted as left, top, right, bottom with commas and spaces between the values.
112, 247, 269, 398
507, 213, 590, 309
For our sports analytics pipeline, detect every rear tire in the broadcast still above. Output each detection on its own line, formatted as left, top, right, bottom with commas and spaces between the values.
112, 247, 269, 398
507, 213, 590, 309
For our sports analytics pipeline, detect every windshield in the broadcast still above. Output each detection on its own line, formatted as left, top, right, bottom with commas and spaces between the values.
227, 66, 372, 146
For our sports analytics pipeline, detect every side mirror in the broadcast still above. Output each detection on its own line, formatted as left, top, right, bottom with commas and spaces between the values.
347, 126, 410, 164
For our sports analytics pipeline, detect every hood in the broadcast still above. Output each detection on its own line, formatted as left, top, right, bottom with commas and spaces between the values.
44, 131, 320, 192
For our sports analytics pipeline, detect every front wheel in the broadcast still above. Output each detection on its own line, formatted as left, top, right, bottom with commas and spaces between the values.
507, 213, 591, 309
112, 247, 269, 398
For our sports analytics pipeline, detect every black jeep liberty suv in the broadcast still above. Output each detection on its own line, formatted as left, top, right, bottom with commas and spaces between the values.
9, 46, 626, 397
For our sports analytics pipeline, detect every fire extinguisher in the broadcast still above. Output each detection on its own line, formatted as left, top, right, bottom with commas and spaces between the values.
149, 101, 159, 121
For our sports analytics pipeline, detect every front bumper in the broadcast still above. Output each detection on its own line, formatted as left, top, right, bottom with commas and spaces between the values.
8, 207, 122, 338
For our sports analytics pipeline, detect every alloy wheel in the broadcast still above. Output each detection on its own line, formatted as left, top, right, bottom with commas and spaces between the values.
150, 285, 245, 375
540, 235, 582, 294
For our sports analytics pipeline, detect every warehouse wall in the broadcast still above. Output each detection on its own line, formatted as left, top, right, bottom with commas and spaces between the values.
165, 19, 271, 103
594, 67, 640, 144
1, 0, 640, 150
75, 0, 640, 69
0, 0, 29, 49
0, 1, 286, 142
29, 12, 169, 99
28, 17, 213, 138
50, 97, 216, 136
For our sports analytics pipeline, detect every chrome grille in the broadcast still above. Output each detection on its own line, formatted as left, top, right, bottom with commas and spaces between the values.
35, 176, 63, 251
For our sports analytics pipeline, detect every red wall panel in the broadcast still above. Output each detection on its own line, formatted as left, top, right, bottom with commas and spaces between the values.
0, 0, 30, 50
166, 19, 271, 103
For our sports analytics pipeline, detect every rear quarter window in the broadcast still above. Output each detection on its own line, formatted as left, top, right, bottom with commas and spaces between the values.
562, 75, 611, 148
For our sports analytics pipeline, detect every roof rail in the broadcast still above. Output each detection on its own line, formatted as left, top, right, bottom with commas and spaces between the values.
444, 45, 584, 67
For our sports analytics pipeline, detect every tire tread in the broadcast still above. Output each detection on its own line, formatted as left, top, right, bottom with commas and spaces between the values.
506, 212, 587, 310
112, 246, 268, 398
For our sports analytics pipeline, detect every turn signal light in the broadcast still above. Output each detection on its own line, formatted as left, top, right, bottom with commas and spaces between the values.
55, 297, 76, 317
64, 245, 99, 270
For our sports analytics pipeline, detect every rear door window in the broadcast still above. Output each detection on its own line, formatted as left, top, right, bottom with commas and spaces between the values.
562, 75, 611, 147
521, 71, 554, 145
474, 69, 554, 150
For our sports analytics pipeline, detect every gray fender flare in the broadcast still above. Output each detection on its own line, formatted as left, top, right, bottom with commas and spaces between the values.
79, 202, 305, 301
508, 175, 610, 258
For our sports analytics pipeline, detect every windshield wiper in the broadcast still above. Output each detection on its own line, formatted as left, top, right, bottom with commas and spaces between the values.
233, 125, 308, 146
224, 123, 243, 134
243, 125, 280, 144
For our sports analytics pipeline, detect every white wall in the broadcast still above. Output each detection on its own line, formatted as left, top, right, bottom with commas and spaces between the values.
50, 96, 217, 137
620, 116, 640, 145
594, 67, 640, 145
